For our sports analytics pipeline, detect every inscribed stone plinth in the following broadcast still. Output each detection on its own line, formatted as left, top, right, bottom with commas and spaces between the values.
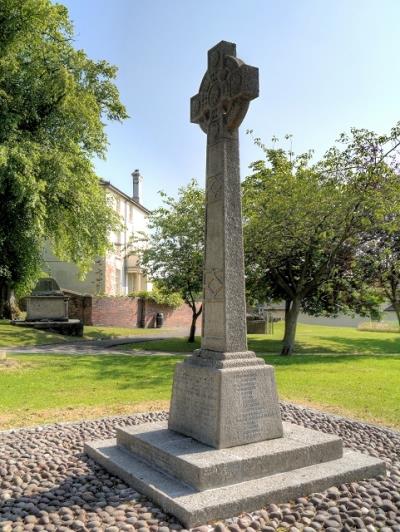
168, 40, 283, 448
169, 361, 282, 448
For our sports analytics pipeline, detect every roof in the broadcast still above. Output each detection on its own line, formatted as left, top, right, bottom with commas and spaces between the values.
100, 179, 151, 215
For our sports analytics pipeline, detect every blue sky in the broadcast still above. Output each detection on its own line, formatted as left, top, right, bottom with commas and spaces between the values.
62, 0, 400, 210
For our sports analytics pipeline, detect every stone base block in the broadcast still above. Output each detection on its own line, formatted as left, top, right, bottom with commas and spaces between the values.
168, 356, 283, 448
85, 422, 385, 528
116, 421, 343, 490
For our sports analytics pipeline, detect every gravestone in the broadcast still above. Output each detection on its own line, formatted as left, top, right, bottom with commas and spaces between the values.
86, 41, 385, 528
168, 40, 283, 448
26, 277, 68, 321
12, 277, 83, 336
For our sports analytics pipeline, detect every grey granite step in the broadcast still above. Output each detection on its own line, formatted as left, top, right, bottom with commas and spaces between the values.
85, 437, 385, 528
116, 421, 343, 490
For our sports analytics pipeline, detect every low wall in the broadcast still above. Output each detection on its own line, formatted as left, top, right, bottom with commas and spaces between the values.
143, 300, 199, 329
91, 296, 138, 328
64, 290, 92, 324
64, 291, 199, 330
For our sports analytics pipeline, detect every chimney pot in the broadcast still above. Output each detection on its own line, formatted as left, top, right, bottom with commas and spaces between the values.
131, 170, 143, 203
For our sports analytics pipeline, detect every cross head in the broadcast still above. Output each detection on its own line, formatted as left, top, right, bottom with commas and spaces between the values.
190, 41, 259, 142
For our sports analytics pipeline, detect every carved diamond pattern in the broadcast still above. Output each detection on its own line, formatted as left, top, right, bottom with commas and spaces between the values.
205, 269, 223, 298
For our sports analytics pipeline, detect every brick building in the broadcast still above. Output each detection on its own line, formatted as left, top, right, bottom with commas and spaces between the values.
42, 170, 152, 295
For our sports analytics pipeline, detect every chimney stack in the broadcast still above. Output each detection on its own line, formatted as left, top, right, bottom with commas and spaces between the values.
132, 169, 143, 204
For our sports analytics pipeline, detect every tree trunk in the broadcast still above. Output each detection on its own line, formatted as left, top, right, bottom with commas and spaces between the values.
0, 282, 14, 320
393, 303, 400, 328
388, 281, 400, 328
281, 298, 301, 356
188, 304, 203, 343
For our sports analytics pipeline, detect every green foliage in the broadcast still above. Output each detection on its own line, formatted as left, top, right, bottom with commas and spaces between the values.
0, 0, 127, 308
243, 125, 400, 354
129, 285, 183, 309
138, 180, 205, 339
131, 290, 152, 299
357, 229, 400, 326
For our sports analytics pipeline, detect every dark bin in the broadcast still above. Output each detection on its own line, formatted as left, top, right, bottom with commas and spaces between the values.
156, 312, 164, 328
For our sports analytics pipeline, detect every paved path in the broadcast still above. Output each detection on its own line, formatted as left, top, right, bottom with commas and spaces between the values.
4, 329, 188, 355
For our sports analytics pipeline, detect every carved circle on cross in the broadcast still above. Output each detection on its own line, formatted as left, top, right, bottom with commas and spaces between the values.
191, 46, 259, 140
198, 56, 247, 135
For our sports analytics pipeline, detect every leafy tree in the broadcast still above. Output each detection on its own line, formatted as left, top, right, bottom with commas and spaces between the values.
139, 180, 205, 342
130, 284, 184, 309
243, 125, 400, 355
0, 0, 127, 317
358, 229, 400, 326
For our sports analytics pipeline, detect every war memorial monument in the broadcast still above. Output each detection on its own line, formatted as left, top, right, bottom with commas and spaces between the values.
86, 41, 385, 527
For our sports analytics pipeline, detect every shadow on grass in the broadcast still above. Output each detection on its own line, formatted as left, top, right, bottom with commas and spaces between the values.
82, 327, 165, 341
130, 333, 400, 356
248, 335, 400, 355
312, 335, 400, 355
260, 353, 400, 367
0, 323, 69, 346
31, 355, 183, 391
34, 352, 400, 385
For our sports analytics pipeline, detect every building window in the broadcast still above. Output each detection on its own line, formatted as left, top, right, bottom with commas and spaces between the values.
128, 272, 139, 294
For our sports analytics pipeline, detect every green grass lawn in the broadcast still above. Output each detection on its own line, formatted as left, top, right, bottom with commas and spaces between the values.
1, 321, 399, 431
0, 320, 171, 347
83, 326, 171, 341
127, 321, 400, 355
0, 353, 398, 430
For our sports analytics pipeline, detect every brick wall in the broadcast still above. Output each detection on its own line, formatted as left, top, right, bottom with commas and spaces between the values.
91, 296, 138, 328
142, 300, 200, 329
64, 292, 201, 331
64, 290, 92, 325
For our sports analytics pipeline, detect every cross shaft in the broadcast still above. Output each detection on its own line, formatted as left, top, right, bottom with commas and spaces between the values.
192, 41, 259, 353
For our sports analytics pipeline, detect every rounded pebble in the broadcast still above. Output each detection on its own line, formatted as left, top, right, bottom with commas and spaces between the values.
0, 405, 398, 531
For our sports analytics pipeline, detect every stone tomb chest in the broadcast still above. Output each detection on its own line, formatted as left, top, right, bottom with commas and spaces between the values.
26, 278, 69, 321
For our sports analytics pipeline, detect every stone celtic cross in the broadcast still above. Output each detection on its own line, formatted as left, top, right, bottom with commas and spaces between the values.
191, 40, 258, 354
86, 43, 384, 525
191, 41, 259, 142
169, 41, 282, 449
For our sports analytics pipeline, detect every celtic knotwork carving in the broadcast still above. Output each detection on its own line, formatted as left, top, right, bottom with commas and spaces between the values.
229, 70, 242, 96
190, 41, 259, 139
207, 173, 223, 202
208, 83, 221, 108
208, 121, 221, 144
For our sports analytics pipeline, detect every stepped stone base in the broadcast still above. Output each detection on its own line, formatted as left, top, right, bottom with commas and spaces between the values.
85, 421, 386, 528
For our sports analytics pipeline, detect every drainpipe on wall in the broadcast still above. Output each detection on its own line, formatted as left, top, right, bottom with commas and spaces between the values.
138, 297, 146, 328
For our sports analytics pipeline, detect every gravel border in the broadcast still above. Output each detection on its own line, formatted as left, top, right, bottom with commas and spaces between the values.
0, 404, 399, 532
